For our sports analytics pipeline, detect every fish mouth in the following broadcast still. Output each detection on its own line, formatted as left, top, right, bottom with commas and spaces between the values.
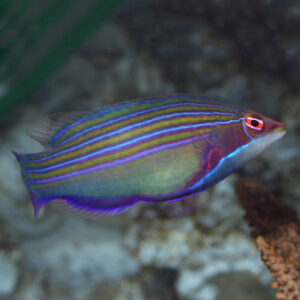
270, 119, 286, 131
263, 124, 286, 146
251, 122, 286, 155
273, 123, 286, 137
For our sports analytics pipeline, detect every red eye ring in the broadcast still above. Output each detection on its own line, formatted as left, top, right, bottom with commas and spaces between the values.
245, 116, 264, 131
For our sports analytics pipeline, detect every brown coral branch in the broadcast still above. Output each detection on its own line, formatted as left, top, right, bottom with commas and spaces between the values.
236, 181, 300, 300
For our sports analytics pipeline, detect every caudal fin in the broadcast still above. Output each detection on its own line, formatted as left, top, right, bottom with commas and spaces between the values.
12, 151, 45, 216
12, 150, 23, 162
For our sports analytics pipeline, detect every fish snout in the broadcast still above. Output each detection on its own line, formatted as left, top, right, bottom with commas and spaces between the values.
265, 119, 286, 134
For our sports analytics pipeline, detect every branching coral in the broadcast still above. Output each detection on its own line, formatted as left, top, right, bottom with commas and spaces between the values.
236, 181, 300, 300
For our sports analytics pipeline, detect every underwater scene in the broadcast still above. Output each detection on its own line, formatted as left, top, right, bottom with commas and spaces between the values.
0, 0, 300, 299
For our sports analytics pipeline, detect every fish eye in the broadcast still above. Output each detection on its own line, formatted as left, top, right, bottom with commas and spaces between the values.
245, 115, 264, 131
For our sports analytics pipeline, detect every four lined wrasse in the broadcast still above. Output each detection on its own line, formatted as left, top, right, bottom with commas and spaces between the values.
13, 94, 286, 217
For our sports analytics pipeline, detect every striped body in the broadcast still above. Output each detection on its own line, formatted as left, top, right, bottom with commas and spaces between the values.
14, 95, 286, 216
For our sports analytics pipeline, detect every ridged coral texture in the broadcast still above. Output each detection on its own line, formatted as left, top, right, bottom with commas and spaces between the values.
236, 181, 300, 300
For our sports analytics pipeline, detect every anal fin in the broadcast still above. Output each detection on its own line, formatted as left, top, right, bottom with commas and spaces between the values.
54, 199, 136, 219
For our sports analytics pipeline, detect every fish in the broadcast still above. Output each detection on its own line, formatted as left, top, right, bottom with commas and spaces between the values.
13, 94, 286, 217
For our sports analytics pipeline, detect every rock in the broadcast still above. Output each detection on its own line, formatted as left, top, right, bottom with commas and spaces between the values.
0, 250, 20, 296
22, 219, 139, 288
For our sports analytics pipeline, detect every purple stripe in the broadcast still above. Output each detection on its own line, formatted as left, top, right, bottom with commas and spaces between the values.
29, 125, 209, 174
51, 97, 236, 147
242, 119, 253, 140
30, 110, 236, 164
50, 95, 182, 146
29, 137, 197, 184
28, 117, 243, 174
55, 104, 236, 148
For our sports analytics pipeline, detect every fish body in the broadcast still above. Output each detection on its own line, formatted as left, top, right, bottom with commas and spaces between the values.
14, 95, 285, 216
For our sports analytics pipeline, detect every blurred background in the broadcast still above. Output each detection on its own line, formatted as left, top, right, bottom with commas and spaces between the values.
0, 0, 299, 299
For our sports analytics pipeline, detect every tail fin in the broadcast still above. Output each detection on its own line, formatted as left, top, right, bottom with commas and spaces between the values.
12, 150, 23, 162
12, 151, 45, 216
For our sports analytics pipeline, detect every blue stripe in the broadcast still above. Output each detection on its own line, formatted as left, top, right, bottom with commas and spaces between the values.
188, 142, 251, 191
242, 118, 253, 140
50, 95, 184, 146
29, 137, 197, 184
27, 118, 243, 173
57, 106, 236, 148
31, 109, 237, 164
51, 98, 237, 148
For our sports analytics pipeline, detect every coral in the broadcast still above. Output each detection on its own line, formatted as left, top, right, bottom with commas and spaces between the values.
236, 181, 300, 300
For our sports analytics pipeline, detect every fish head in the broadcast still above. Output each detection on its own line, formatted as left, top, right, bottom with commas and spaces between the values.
187, 108, 286, 192
221, 109, 286, 171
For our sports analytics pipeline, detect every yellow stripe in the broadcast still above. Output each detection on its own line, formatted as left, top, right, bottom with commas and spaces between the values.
30, 114, 234, 168
55, 104, 235, 150
30, 128, 211, 179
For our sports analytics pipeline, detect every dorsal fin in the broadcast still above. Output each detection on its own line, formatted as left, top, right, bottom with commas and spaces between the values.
27, 111, 89, 149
